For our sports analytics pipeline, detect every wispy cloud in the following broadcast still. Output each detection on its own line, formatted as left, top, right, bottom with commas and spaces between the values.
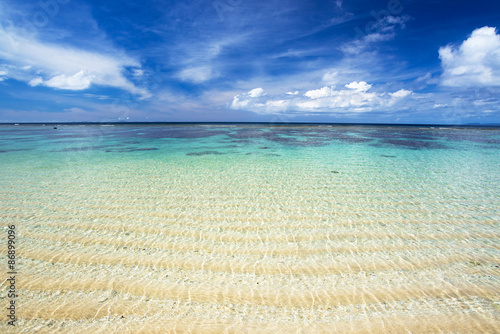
177, 66, 216, 83
341, 14, 411, 55
0, 18, 150, 98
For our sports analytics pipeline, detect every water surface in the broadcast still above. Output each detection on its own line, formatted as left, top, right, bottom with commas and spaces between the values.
1, 124, 499, 333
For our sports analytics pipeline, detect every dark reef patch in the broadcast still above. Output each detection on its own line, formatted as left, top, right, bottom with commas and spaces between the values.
227, 127, 379, 147
196, 144, 239, 150
111, 127, 230, 139
186, 150, 225, 156
135, 147, 158, 151
0, 148, 32, 153
0, 137, 38, 142
361, 130, 435, 141
227, 129, 265, 139
105, 147, 158, 153
60, 145, 112, 152
229, 139, 253, 144
266, 136, 329, 147
377, 139, 449, 150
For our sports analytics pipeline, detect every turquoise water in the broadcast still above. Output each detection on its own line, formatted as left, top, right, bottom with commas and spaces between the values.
2, 124, 499, 224
1, 124, 499, 332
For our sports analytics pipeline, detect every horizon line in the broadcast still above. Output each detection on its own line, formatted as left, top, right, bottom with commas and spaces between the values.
1, 121, 500, 127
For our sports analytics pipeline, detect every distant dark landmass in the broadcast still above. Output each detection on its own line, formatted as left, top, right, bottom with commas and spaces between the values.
465, 123, 500, 126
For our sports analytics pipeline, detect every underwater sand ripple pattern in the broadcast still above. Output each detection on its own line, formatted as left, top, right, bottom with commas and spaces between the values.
1, 125, 500, 333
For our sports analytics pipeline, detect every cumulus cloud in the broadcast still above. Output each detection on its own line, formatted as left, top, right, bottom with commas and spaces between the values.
230, 82, 413, 114
304, 86, 336, 99
230, 87, 268, 109
248, 87, 265, 98
386, 89, 412, 106
0, 25, 150, 98
439, 26, 500, 87
303, 82, 372, 100
389, 89, 412, 98
28, 77, 43, 87
300, 83, 378, 111
345, 81, 372, 91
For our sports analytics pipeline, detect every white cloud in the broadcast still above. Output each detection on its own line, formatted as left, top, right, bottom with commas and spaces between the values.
28, 77, 43, 87
433, 104, 447, 108
386, 89, 413, 106
42, 71, 95, 90
230, 87, 267, 109
363, 33, 394, 43
341, 15, 410, 55
231, 81, 413, 114
301, 83, 377, 110
322, 71, 338, 84
177, 66, 215, 83
345, 81, 372, 91
286, 91, 299, 95
248, 87, 265, 98
304, 86, 335, 99
439, 26, 500, 87
374, 15, 409, 32
0, 25, 150, 98
132, 68, 144, 77
389, 89, 412, 98
229, 95, 250, 109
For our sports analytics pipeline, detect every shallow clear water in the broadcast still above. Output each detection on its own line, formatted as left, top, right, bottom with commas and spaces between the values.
1, 124, 499, 333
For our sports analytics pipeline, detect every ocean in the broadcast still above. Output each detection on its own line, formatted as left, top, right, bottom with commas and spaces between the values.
1, 123, 499, 333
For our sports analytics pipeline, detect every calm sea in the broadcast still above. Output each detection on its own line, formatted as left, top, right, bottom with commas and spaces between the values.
1, 123, 499, 332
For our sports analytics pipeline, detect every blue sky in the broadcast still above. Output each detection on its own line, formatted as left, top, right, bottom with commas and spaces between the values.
0, 0, 499, 124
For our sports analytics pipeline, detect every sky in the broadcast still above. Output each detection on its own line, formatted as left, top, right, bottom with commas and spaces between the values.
0, 0, 499, 124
